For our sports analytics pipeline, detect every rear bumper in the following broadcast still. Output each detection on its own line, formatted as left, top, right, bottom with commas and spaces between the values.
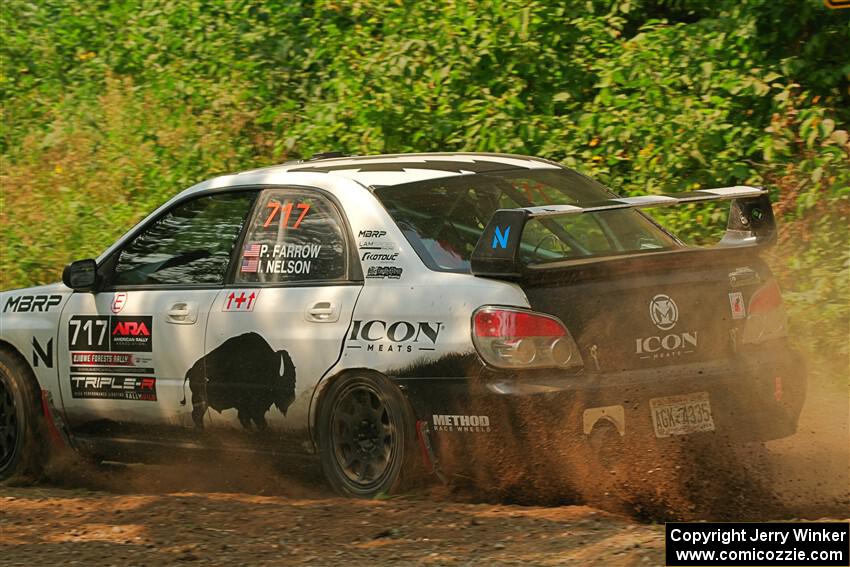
398, 341, 806, 457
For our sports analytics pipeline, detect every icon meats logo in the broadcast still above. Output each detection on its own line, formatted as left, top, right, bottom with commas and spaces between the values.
636, 294, 698, 359
348, 320, 442, 353
649, 294, 678, 331
70, 375, 157, 401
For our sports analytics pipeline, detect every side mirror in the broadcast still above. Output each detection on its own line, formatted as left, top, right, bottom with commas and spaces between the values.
62, 259, 99, 292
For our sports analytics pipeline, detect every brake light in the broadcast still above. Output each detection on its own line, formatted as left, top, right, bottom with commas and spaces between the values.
742, 279, 787, 344
748, 279, 783, 314
472, 307, 583, 370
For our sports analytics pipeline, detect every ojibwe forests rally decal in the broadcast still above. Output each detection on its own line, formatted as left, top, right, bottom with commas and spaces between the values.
67, 315, 157, 401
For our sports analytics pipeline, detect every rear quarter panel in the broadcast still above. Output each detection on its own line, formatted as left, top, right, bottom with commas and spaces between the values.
309, 180, 531, 427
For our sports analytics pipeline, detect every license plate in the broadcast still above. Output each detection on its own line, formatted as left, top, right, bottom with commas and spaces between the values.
650, 392, 715, 438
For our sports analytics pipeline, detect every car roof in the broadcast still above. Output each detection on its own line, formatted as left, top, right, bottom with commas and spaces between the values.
230, 152, 562, 189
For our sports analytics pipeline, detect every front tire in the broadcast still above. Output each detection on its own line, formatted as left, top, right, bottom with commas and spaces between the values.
317, 372, 417, 498
0, 350, 46, 482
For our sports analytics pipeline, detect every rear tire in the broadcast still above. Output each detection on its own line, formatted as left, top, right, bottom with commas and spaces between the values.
0, 350, 46, 482
317, 372, 417, 498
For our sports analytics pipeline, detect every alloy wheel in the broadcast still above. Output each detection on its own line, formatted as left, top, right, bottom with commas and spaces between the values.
330, 382, 397, 490
0, 378, 20, 470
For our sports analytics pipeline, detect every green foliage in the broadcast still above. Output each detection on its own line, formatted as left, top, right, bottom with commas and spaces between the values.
1, 0, 847, 357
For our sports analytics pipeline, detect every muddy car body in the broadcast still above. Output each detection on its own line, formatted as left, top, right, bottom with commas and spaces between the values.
0, 152, 806, 497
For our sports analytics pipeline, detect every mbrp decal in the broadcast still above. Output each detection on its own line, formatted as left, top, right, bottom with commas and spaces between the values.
70, 375, 157, 401
357, 230, 387, 239
346, 320, 443, 353
182, 332, 296, 430
68, 316, 153, 352
222, 290, 258, 312
240, 242, 320, 275
4, 294, 62, 313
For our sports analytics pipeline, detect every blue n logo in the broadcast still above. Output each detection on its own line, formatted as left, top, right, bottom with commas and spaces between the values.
491, 226, 510, 249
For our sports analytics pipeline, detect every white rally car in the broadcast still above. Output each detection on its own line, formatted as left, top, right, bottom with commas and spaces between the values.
0, 152, 805, 497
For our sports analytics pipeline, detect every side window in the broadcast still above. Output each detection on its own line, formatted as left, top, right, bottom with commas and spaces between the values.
113, 192, 257, 286
235, 188, 347, 284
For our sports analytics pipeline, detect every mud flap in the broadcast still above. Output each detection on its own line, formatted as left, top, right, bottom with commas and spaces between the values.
40, 389, 72, 450
416, 420, 446, 484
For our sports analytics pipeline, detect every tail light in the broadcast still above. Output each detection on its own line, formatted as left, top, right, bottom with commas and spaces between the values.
742, 279, 788, 344
472, 307, 583, 370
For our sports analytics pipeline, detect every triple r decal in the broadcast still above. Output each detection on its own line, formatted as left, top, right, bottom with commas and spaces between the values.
70, 376, 157, 401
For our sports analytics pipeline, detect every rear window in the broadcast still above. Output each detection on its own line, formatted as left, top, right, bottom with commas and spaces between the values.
374, 169, 679, 272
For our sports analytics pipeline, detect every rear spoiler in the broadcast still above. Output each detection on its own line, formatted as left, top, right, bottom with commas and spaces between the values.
470, 186, 776, 277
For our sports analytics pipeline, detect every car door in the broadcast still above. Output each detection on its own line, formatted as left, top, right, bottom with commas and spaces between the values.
199, 187, 362, 445
57, 190, 258, 434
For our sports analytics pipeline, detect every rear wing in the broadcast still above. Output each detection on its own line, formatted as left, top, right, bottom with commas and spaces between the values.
470, 186, 776, 277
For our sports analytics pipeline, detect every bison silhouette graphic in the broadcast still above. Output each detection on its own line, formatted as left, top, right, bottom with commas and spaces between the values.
182, 332, 296, 430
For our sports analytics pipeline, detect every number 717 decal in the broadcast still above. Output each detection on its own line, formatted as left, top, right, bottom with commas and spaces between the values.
68, 316, 153, 352
263, 201, 311, 229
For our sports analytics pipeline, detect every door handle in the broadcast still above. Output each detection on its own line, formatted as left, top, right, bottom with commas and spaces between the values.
305, 301, 340, 323
166, 301, 198, 324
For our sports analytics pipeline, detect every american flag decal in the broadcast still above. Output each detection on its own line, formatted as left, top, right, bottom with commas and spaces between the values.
241, 257, 259, 273
243, 243, 261, 257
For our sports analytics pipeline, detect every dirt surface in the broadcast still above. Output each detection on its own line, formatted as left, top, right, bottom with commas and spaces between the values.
1, 370, 846, 566
0, 481, 666, 566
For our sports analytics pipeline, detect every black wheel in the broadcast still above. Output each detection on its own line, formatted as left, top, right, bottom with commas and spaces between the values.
0, 349, 46, 482
317, 372, 417, 498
